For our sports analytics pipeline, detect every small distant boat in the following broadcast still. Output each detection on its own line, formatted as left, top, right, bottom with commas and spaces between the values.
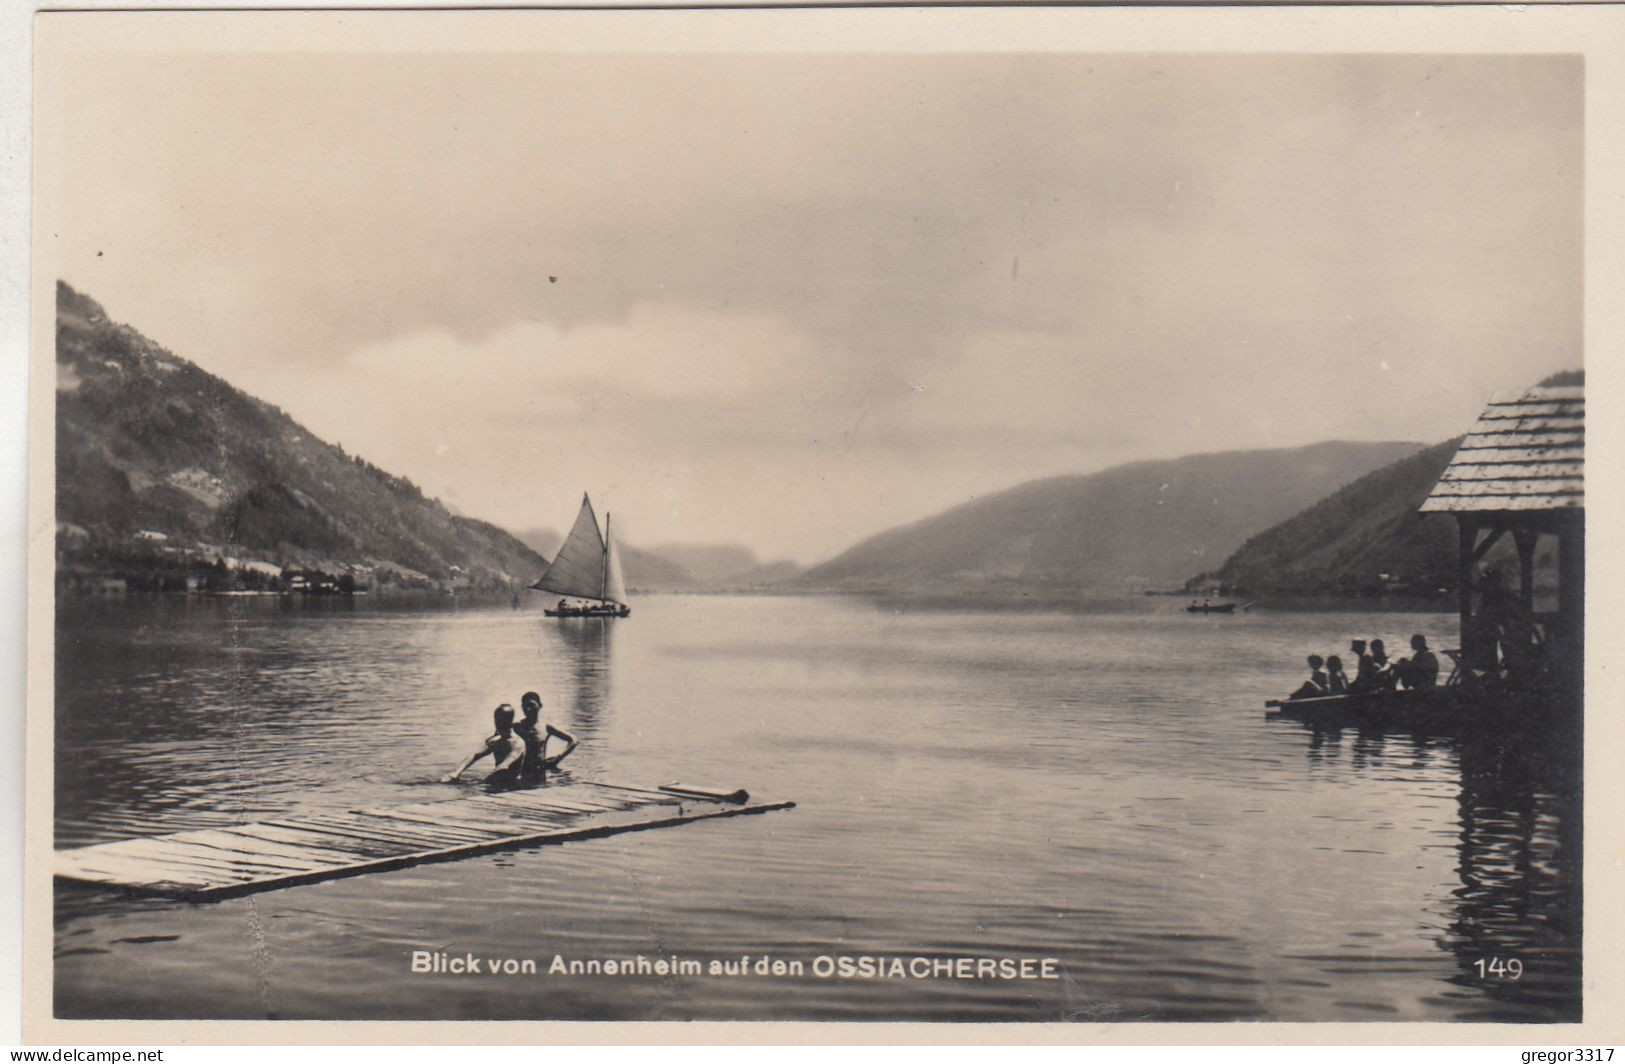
1186, 602, 1237, 614
530, 493, 631, 618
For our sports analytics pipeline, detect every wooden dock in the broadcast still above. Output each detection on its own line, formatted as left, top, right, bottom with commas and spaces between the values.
55, 781, 793, 900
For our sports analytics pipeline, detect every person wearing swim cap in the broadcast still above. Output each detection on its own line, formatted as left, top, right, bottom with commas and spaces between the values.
442, 703, 527, 784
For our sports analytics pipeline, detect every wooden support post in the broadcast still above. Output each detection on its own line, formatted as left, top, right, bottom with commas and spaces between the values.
1457, 516, 1477, 662
1558, 514, 1584, 662
1514, 527, 1538, 609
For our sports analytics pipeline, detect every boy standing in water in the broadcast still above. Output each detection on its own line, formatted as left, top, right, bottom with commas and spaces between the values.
443, 704, 527, 784
514, 691, 579, 778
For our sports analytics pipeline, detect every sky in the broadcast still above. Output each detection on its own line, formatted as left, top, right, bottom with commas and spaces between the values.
40, 49, 1582, 564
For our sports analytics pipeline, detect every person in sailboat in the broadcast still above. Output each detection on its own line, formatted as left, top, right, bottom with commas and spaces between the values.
442, 704, 526, 785
515, 691, 579, 777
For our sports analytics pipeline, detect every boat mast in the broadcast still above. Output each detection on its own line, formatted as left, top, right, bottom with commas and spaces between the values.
602, 511, 611, 604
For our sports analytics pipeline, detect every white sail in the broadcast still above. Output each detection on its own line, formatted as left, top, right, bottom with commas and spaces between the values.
529, 494, 610, 601
603, 514, 628, 607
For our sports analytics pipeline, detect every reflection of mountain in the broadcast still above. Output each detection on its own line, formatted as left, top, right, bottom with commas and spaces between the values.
1286, 709, 1580, 1021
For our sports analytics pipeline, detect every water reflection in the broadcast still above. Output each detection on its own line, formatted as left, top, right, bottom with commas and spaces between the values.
55, 595, 537, 845
1444, 718, 1581, 1021
1279, 708, 1581, 1021
55, 596, 1584, 1022
539, 616, 616, 741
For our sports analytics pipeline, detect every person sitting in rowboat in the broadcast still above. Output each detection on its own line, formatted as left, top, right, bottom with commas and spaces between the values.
1347, 639, 1380, 693
1325, 655, 1349, 694
1392, 634, 1440, 690
1369, 639, 1399, 691
442, 703, 526, 785
1288, 654, 1330, 700
515, 690, 579, 778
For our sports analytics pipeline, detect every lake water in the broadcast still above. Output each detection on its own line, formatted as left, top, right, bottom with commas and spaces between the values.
53, 593, 1581, 1023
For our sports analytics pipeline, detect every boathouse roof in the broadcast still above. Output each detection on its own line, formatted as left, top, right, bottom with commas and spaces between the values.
1420, 384, 1583, 514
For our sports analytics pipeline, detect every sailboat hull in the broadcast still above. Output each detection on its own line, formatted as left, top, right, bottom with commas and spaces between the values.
544, 604, 631, 618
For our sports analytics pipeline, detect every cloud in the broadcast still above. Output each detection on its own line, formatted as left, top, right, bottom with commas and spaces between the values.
45, 50, 1582, 560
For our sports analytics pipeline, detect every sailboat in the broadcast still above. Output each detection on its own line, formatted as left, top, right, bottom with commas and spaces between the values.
530, 493, 631, 618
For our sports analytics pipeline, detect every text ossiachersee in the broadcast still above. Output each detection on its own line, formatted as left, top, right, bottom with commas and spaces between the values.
409, 950, 1061, 980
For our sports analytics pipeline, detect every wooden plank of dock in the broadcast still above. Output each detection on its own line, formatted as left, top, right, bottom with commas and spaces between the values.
55, 780, 794, 900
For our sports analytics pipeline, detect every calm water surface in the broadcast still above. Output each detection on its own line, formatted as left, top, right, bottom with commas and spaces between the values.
54, 594, 1580, 1022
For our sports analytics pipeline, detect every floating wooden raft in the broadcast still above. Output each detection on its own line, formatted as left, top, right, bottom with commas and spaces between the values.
55, 781, 793, 900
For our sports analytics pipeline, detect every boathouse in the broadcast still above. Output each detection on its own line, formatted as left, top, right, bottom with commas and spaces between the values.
1419, 384, 1583, 688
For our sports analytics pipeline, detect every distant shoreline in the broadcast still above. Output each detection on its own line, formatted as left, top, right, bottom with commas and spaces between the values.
57, 580, 1459, 614
630, 587, 1459, 613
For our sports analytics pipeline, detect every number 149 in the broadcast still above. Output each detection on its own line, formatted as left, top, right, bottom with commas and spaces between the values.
1474, 957, 1524, 979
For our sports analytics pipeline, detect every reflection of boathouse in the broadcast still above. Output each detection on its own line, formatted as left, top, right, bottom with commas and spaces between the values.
1420, 384, 1583, 694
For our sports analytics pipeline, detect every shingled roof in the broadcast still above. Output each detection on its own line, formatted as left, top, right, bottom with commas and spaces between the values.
1420, 385, 1583, 513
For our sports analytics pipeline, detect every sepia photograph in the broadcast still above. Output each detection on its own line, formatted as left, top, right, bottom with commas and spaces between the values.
22, 5, 1623, 1039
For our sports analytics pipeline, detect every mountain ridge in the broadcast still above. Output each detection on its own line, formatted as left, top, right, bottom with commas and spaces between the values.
56, 280, 796, 595
511, 525, 697, 590
55, 280, 548, 591
796, 440, 1427, 593
1194, 369, 1581, 595
1190, 438, 1463, 595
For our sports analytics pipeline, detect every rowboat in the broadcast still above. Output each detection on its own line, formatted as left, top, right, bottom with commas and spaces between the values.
1186, 602, 1237, 614
1264, 686, 1457, 724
